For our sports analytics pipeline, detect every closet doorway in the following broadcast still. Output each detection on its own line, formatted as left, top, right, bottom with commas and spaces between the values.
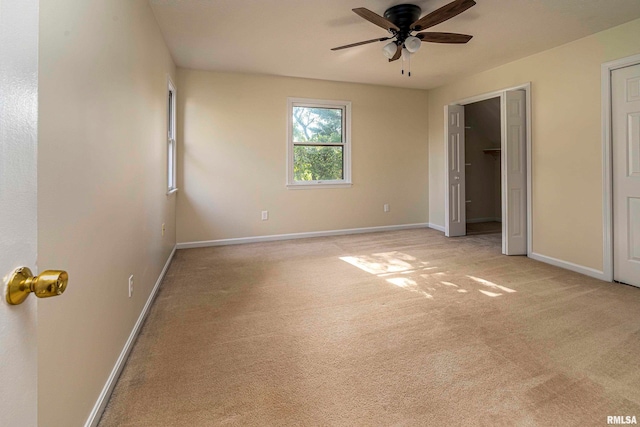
464, 98, 502, 236
444, 84, 531, 256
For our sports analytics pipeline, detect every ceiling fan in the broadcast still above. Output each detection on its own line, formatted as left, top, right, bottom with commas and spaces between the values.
332, 0, 476, 68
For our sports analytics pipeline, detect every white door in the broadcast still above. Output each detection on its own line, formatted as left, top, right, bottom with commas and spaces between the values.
445, 104, 466, 237
502, 90, 527, 255
612, 64, 640, 287
0, 0, 39, 425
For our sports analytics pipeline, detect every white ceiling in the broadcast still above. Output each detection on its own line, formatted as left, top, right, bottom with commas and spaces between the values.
149, 0, 640, 89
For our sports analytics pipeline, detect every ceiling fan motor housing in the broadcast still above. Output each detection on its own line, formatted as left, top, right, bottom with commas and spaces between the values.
384, 4, 421, 32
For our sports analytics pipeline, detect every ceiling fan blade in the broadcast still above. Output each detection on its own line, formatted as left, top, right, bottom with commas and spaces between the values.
388, 43, 402, 62
353, 8, 400, 32
416, 32, 473, 44
411, 0, 476, 31
331, 37, 392, 51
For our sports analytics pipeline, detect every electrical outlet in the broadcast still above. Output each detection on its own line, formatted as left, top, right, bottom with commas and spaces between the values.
261, 210, 268, 221
384, 203, 390, 213
128, 275, 134, 297
162, 223, 166, 236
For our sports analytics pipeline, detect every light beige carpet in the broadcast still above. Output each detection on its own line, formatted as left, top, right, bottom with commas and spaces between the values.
99, 229, 640, 426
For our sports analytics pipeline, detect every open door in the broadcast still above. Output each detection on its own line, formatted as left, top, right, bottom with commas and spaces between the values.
612, 63, 640, 287
445, 104, 466, 237
502, 90, 527, 255
0, 0, 39, 425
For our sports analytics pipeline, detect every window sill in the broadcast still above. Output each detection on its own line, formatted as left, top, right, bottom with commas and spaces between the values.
166, 188, 179, 196
286, 182, 352, 190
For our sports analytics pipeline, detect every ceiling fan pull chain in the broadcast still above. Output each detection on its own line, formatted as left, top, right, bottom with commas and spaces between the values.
400, 47, 412, 77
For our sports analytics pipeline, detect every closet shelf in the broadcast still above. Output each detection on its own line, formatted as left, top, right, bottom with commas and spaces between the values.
483, 148, 501, 158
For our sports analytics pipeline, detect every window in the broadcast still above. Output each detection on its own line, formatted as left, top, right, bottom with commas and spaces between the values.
287, 98, 351, 188
167, 78, 177, 193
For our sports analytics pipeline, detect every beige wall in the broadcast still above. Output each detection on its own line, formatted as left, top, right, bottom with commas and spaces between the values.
176, 70, 429, 243
428, 18, 640, 271
38, 1, 176, 425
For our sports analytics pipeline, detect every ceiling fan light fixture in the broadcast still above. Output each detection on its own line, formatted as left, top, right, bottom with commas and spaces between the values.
402, 47, 411, 61
404, 36, 421, 53
382, 41, 397, 59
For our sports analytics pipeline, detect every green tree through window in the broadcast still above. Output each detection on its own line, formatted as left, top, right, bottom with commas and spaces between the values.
292, 106, 344, 181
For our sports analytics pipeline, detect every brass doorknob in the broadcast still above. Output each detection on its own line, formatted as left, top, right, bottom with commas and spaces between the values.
5, 267, 68, 305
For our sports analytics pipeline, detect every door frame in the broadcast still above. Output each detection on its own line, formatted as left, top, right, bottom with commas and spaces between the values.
444, 82, 533, 255
601, 53, 640, 282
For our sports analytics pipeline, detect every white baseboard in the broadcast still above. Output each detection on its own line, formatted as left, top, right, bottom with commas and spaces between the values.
84, 245, 177, 427
177, 223, 431, 249
466, 217, 502, 224
427, 223, 446, 232
529, 252, 607, 281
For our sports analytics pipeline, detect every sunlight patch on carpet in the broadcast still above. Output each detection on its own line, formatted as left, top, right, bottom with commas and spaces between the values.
340, 251, 420, 275
467, 275, 517, 293
340, 252, 516, 300
479, 289, 502, 297
385, 277, 434, 299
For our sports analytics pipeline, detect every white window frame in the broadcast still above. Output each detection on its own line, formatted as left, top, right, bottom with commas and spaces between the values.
167, 77, 177, 194
286, 97, 352, 189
